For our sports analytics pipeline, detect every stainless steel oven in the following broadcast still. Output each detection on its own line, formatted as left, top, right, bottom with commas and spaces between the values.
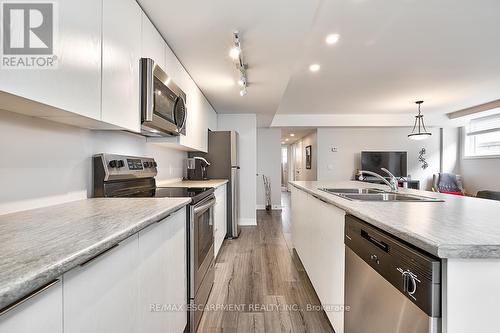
189, 194, 216, 332
140, 58, 187, 137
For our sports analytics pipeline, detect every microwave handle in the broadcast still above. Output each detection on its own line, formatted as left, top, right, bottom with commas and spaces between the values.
141, 58, 155, 122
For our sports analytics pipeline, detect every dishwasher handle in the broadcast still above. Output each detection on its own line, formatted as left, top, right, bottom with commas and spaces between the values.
361, 229, 389, 252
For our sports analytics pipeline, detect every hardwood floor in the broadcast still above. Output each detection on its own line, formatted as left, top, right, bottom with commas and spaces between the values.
197, 192, 334, 333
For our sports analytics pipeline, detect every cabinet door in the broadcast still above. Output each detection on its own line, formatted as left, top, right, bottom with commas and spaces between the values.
0, 280, 62, 333
291, 187, 308, 255
141, 14, 166, 70
138, 208, 187, 332
307, 195, 346, 333
214, 185, 227, 257
63, 235, 139, 333
0, 0, 101, 120
101, 0, 142, 132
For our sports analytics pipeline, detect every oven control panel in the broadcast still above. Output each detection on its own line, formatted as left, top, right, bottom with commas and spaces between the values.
93, 153, 158, 181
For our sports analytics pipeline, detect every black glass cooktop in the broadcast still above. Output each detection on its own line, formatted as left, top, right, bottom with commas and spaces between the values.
122, 187, 213, 204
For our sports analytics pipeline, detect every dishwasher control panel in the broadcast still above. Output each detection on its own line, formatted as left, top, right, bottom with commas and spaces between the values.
345, 215, 441, 317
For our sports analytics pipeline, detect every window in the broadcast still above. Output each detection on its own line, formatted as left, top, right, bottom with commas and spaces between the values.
464, 113, 500, 157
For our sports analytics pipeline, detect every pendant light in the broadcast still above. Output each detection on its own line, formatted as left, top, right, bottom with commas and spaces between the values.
408, 101, 432, 140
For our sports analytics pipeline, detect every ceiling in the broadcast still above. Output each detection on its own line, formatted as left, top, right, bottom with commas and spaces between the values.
281, 128, 316, 145
138, 0, 321, 127
139, 0, 500, 127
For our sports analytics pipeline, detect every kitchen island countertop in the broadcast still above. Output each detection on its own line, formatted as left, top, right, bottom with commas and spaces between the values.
291, 180, 500, 259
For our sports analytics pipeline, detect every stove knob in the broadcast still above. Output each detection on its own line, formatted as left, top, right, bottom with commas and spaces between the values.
152, 161, 158, 167
143, 162, 150, 168
109, 160, 118, 168
117, 160, 125, 168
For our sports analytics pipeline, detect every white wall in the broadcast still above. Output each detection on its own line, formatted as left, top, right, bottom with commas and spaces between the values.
299, 131, 317, 181
317, 127, 441, 190
458, 127, 500, 195
461, 158, 500, 194
442, 127, 460, 174
256, 128, 281, 209
0, 111, 186, 214
217, 114, 257, 225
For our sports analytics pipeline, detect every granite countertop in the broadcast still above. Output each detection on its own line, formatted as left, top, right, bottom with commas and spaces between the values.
0, 197, 190, 310
157, 179, 228, 188
290, 180, 500, 259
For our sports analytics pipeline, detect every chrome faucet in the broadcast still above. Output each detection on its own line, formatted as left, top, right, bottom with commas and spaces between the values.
359, 168, 399, 192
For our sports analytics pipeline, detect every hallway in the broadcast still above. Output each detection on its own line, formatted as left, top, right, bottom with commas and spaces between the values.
197, 191, 334, 333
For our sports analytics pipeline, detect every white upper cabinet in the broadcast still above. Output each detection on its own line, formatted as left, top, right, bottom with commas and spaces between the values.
141, 14, 166, 70
0, 0, 215, 149
101, 0, 142, 132
0, 0, 101, 121
147, 45, 215, 152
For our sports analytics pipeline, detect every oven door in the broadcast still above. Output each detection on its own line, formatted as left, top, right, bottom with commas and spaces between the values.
192, 195, 215, 295
140, 58, 187, 136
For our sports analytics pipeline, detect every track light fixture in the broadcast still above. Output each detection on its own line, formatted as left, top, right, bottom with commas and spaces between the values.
230, 31, 249, 97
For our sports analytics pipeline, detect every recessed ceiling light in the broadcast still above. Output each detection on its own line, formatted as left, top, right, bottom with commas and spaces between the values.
325, 33, 340, 45
290, 133, 295, 137
309, 64, 320, 72
285, 138, 289, 141
281, 141, 285, 145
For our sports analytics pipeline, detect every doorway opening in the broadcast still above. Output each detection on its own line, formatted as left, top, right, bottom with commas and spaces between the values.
280, 128, 318, 190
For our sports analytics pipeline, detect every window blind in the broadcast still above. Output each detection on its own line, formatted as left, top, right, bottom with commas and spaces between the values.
467, 113, 500, 136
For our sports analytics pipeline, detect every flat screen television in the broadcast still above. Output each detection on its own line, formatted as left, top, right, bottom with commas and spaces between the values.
361, 151, 408, 178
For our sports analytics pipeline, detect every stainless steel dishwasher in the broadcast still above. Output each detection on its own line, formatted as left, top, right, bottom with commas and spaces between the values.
344, 215, 441, 333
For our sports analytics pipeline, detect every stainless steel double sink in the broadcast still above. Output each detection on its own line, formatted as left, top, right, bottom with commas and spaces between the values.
319, 188, 444, 202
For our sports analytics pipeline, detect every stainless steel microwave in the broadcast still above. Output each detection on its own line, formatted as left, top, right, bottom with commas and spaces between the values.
140, 58, 187, 137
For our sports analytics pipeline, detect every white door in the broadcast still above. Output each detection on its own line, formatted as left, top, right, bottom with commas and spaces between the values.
292, 141, 303, 181
63, 235, 139, 333
101, 0, 142, 132
0, 280, 62, 333
138, 209, 187, 333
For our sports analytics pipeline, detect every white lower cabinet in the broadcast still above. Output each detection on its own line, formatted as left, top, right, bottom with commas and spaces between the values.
63, 234, 139, 333
0, 280, 62, 333
291, 187, 346, 333
214, 184, 227, 257
138, 208, 187, 332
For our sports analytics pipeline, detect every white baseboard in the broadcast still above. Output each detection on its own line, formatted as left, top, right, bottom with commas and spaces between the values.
239, 218, 257, 226
256, 204, 283, 210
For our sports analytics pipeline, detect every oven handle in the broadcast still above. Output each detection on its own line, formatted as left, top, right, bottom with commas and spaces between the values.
194, 197, 216, 214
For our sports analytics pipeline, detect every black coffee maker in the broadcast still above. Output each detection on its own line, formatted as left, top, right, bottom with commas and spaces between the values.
185, 157, 211, 180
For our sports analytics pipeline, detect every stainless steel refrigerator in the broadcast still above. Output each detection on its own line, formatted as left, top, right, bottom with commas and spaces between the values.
189, 131, 240, 238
